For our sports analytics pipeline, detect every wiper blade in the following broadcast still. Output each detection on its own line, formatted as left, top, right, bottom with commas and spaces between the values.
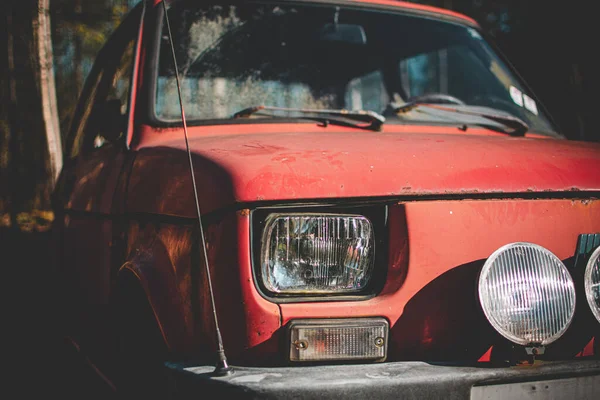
232, 105, 385, 131
392, 102, 529, 136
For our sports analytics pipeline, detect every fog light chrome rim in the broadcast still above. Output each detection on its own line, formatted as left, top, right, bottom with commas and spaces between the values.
478, 242, 576, 346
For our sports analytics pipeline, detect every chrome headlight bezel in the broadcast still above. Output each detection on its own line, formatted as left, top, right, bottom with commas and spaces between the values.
584, 246, 600, 324
478, 242, 576, 346
251, 205, 388, 302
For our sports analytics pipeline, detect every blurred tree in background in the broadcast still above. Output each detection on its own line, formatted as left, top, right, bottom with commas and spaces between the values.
0, 0, 598, 230
1, 0, 134, 230
51, 0, 132, 135
1, 0, 64, 230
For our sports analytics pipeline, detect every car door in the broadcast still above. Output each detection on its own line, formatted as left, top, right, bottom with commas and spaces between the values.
53, 8, 142, 351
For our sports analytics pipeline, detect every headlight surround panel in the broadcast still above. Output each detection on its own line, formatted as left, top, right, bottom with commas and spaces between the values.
252, 204, 388, 301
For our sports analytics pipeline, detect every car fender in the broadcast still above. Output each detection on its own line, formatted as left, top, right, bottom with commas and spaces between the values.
117, 235, 193, 356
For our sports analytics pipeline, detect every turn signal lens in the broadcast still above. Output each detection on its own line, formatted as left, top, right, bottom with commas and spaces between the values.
288, 318, 388, 362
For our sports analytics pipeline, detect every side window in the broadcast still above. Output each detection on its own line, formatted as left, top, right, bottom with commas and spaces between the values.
67, 13, 138, 158
91, 40, 135, 150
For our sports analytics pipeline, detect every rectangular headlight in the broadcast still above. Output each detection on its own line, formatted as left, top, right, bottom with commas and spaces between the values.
260, 214, 375, 294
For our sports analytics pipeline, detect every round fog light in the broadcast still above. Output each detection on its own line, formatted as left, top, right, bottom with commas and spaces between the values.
478, 242, 576, 346
585, 246, 600, 323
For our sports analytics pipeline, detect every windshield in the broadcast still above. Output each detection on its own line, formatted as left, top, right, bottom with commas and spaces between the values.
155, 1, 557, 135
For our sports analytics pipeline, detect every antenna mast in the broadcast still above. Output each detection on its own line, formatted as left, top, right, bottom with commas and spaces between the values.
161, 0, 232, 376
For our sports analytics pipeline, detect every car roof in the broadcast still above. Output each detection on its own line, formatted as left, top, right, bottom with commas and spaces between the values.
159, 0, 479, 28
331, 0, 478, 27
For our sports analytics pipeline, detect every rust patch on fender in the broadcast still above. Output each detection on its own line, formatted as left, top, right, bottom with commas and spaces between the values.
238, 209, 250, 217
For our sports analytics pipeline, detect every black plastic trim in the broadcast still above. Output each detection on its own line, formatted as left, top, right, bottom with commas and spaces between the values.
574, 234, 600, 269
63, 193, 599, 231
63, 194, 598, 234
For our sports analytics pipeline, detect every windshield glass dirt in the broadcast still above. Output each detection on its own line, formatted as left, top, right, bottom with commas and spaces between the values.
155, 1, 556, 135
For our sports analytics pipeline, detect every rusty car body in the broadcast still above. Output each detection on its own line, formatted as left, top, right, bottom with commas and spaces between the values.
52, 0, 600, 397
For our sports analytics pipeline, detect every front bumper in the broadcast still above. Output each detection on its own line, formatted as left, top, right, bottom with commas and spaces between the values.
166, 359, 600, 399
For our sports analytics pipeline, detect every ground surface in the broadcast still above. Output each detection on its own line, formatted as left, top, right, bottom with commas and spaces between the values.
3, 226, 116, 399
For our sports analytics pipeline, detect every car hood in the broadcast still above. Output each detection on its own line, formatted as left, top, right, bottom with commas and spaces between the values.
132, 126, 600, 213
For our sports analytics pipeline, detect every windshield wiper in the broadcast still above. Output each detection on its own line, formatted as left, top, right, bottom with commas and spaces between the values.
232, 105, 385, 131
391, 102, 529, 136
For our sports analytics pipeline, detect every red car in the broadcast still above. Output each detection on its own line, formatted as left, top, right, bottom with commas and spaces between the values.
53, 0, 600, 397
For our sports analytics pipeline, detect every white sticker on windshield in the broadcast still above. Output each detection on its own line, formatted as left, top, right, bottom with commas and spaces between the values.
468, 28, 482, 40
523, 94, 539, 115
509, 86, 524, 107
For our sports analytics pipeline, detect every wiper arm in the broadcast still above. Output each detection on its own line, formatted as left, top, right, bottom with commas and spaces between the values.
392, 102, 529, 136
232, 105, 385, 132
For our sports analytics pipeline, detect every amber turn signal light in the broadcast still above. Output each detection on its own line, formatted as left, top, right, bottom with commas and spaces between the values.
288, 318, 388, 362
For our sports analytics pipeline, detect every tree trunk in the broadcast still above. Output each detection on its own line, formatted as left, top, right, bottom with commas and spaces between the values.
37, 0, 63, 185
2, 0, 62, 224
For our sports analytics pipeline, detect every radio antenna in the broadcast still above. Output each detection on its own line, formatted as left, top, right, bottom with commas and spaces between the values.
161, 0, 232, 376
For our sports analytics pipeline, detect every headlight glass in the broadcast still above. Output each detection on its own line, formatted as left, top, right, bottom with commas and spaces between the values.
585, 246, 600, 323
261, 214, 375, 294
478, 242, 576, 346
